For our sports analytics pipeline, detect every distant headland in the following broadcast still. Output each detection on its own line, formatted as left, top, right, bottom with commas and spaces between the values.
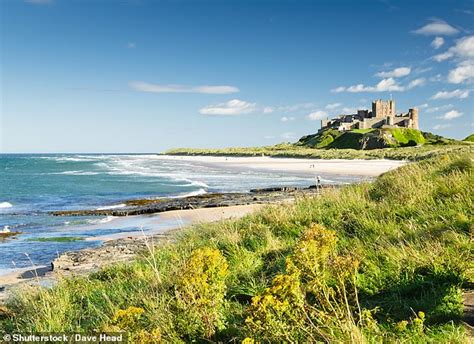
166, 98, 472, 160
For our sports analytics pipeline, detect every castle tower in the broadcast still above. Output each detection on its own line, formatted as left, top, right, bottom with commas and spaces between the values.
386, 116, 394, 126
408, 108, 419, 130
372, 99, 396, 118
321, 118, 329, 129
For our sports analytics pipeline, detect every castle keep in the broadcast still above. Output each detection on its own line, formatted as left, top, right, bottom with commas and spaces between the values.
320, 99, 419, 133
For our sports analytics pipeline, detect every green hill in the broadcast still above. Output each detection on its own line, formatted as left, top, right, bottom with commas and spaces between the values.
297, 128, 430, 150
464, 134, 474, 142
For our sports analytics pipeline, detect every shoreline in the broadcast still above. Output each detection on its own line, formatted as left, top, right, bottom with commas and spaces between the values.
159, 155, 407, 177
0, 204, 264, 302
0, 157, 405, 302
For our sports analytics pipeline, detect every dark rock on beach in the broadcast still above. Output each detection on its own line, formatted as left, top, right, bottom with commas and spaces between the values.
50, 185, 335, 217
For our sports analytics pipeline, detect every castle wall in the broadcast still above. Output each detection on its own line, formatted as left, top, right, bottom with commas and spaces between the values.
360, 118, 385, 129
320, 100, 419, 132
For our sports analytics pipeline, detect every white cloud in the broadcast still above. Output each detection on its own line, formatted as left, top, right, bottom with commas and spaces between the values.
307, 110, 328, 121
347, 84, 370, 92
263, 107, 274, 114
433, 51, 454, 62
447, 60, 474, 84
280, 116, 295, 122
376, 78, 405, 91
416, 103, 429, 109
433, 123, 452, 130
199, 99, 256, 116
434, 36, 474, 62
426, 104, 454, 113
438, 110, 463, 120
432, 36, 474, 84
277, 103, 315, 113
375, 67, 411, 78
449, 36, 474, 59
407, 78, 426, 89
25, 0, 52, 4
325, 102, 342, 110
431, 89, 470, 99
331, 86, 346, 93
334, 78, 405, 93
130, 81, 239, 94
429, 73, 443, 82
127, 42, 136, 49
414, 67, 433, 75
413, 20, 459, 36
431, 37, 445, 49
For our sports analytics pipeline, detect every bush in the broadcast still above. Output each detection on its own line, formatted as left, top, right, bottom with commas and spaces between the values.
245, 225, 362, 342
173, 247, 229, 339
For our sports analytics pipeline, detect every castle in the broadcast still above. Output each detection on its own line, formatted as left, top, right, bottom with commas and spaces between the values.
319, 99, 419, 133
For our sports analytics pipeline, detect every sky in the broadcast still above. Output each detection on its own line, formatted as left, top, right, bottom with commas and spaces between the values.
1, 0, 473, 153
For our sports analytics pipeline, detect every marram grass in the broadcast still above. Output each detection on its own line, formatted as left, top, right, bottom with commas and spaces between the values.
0, 152, 472, 343
165, 142, 472, 161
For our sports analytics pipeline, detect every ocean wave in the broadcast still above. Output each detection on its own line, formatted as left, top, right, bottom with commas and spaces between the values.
96, 204, 127, 210
49, 170, 99, 176
175, 188, 208, 198
39, 156, 98, 162
0, 202, 13, 209
100, 160, 211, 188
179, 179, 209, 188
87, 216, 116, 225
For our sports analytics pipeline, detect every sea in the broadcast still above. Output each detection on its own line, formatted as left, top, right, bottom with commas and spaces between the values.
0, 154, 363, 275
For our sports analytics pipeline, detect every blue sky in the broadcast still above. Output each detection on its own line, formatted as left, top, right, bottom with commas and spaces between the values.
1, 0, 473, 153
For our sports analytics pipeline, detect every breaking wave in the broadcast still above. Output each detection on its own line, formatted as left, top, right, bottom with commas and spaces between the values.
49, 170, 100, 176
0, 202, 13, 209
87, 216, 116, 225
176, 188, 208, 198
96, 204, 127, 211
39, 156, 99, 162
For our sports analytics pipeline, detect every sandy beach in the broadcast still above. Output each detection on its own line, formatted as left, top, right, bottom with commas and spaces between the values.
159, 155, 407, 177
0, 204, 263, 301
87, 203, 265, 242
0, 157, 404, 301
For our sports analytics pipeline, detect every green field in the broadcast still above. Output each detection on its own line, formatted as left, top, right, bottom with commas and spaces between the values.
1, 152, 472, 343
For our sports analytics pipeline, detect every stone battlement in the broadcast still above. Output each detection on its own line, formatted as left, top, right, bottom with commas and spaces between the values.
320, 99, 419, 132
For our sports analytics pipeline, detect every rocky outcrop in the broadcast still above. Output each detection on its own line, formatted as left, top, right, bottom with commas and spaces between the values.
51, 185, 334, 217
52, 233, 172, 275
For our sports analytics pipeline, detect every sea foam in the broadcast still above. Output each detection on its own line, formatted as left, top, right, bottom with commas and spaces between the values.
96, 204, 127, 210
176, 188, 208, 198
87, 216, 116, 225
0, 202, 13, 209
49, 170, 99, 176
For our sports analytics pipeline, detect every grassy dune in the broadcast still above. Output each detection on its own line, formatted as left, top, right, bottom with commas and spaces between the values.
166, 143, 472, 161
1, 153, 473, 343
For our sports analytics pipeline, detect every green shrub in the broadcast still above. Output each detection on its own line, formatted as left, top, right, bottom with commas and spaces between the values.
173, 247, 229, 339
